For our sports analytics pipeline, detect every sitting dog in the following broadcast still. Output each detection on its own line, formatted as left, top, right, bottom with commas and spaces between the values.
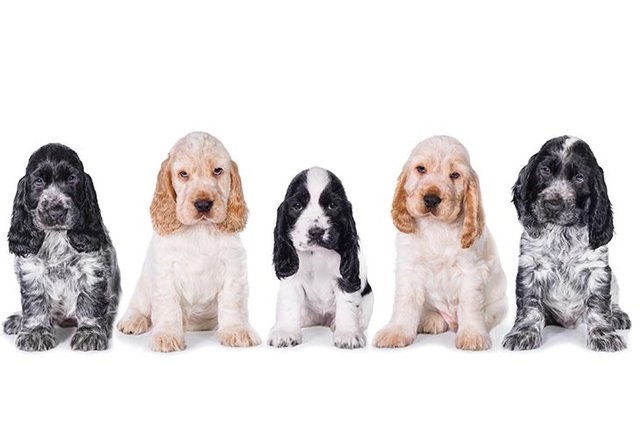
3, 144, 120, 351
503, 136, 631, 352
117, 132, 260, 352
268, 167, 373, 349
374, 136, 507, 350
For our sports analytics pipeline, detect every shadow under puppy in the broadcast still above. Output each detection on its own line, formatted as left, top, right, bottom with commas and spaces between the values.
269, 167, 373, 349
503, 136, 631, 352
4, 144, 120, 351
117, 132, 260, 352
374, 136, 507, 350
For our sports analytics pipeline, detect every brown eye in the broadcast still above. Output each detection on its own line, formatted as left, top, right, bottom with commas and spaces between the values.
416, 165, 426, 174
213, 168, 223, 176
178, 171, 189, 179
450, 172, 460, 179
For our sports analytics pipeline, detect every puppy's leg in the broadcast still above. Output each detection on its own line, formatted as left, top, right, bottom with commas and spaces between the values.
586, 267, 625, 352
15, 279, 57, 351
611, 304, 631, 330
418, 310, 449, 335
216, 249, 260, 347
117, 267, 152, 335
150, 272, 186, 352
3, 314, 22, 335
71, 278, 112, 351
502, 266, 545, 351
333, 289, 366, 349
268, 277, 304, 348
456, 276, 491, 351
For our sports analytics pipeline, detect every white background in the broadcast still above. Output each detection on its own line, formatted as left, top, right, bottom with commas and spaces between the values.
1, 1, 638, 426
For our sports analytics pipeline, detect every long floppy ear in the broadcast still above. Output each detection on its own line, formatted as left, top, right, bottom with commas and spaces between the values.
273, 202, 298, 279
150, 157, 181, 235
218, 161, 248, 233
588, 165, 613, 249
460, 169, 485, 249
336, 202, 362, 293
8, 177, 44, 256
391, 171, 416, 233
68, 173, 109, 252
512, 152, 540, 235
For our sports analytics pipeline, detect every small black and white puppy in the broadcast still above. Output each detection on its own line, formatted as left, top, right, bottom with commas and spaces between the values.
268, 167, 373, 349
503, 136, 631, 352
3, 144, 120, 351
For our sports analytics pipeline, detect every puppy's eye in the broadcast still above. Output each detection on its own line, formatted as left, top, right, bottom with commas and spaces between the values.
178, 171, 189, 179
416, 165, 426, 174
328, 201, 338, 210
574, 173, 585, 183
213, 168, 223, 176
292, 202, 303, 211
450, 172, 460, 180
34, 177, 45, 186
540, 166, 551, 176
67, 175, 78, 184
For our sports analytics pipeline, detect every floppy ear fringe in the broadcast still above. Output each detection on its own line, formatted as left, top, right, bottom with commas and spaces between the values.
391, 171, 416, 233
8, 176, 44, 256
217, 160, 248, 233
150, 157, 181, 235
460, 169, 485, 249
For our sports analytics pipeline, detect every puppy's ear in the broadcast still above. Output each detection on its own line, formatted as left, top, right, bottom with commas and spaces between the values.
460, 169, 485, 249
512, 152, 540, 235
391, 171, 416, 233
150, 157, 181, 235
588, 165, 613, 249
273, 202, 298, 279
68, 173, 109, 252
218, 161, 249, 233
337, 202, 362, 293
8, 177, 44, 256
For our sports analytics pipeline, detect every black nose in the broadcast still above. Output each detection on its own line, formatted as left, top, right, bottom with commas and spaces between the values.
424, 195, 442, 208
544, 197, 564, 211
194, 199, 213, 213
49, 205, 67, 221
308, 227, 325, 239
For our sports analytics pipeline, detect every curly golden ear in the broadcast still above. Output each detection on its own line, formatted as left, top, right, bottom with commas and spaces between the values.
150, 157, 181, 235
391, 171, 416, 233
218, 160, 248, 233
460, 169, 485, 249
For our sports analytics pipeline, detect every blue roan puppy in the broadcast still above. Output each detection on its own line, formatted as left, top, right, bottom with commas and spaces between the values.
3, 144, 120, 351
269, 167, 373, 349
503, 136, 631, 351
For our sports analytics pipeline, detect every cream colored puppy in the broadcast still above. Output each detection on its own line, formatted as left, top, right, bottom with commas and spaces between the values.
117, 131, 260, 352
374, 136, 506, 350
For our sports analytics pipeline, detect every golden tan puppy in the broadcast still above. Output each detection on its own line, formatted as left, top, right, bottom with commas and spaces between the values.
117, 131, 260, 352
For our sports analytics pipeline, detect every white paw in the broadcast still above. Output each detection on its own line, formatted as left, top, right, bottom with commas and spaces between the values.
333, 331, 367, 349
217, 326, 261, 347
268, 329, 302, 348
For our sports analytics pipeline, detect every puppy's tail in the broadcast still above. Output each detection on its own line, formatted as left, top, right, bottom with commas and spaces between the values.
3, 314, 22, 335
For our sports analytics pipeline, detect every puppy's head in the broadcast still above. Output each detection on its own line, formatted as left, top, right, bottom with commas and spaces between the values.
9, 143, 107, 255
151, 132, 248, 235
513, 135, 613, 248
392, 136, 484, 249
273, 167, 360, 282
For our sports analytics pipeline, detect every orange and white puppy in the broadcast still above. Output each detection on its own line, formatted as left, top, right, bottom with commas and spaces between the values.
117, 131, 260, 352
374, 136, 506, 350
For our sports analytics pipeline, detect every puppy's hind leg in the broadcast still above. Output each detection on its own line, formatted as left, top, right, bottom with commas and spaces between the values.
611, 304, 631, 330
3, 314, 22, 335
117, 269, 152, 336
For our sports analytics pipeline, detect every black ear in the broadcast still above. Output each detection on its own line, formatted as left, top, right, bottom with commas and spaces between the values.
512, 152, 541, 236
68, 173, 109, 253
588, 165, 613, 249
8, 177, 44, 256
336, 202, 361, 293
273, 203, 299, 279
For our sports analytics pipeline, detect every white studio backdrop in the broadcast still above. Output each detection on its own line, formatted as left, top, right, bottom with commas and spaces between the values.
0, 1, 638, 426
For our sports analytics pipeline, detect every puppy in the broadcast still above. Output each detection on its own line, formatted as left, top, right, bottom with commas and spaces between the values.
117, 132, 260, 352
268, 167, 373, 349
503, 136, 631, 352
374, 136, 507, 350
3, 144, 120, 351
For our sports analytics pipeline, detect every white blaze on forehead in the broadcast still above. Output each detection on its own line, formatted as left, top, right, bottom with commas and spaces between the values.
289, 167, 331, 250
306, 167, 330, 203
561, 136, 581, 158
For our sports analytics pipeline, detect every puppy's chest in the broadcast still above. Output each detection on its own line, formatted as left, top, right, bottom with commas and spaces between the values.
299, 250, 340, 313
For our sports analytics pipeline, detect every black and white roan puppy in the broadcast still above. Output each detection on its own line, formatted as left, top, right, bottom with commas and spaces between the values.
268, 167, 373, 349
503, 136, 631, 352
3, 144, 120, 351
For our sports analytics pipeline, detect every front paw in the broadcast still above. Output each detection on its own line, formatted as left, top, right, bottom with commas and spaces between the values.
71, 327, 109, 351
502, 328, 542, 351
333, 331, 366, 349
16, 328, 57, 352
418, 313, 449, 335
268, 329, 302, 348
218, 326, 261, 347
117, 314, 151, 335
151, 331, 186, 352
456, 330, 491, 351
373, 326, 415, 348
587, 331, 626, 352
